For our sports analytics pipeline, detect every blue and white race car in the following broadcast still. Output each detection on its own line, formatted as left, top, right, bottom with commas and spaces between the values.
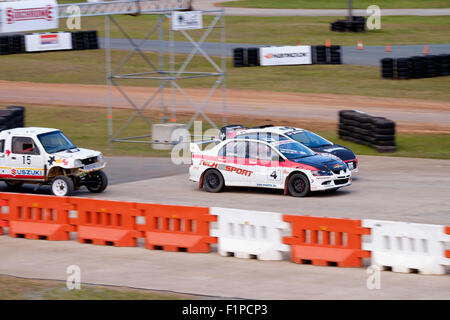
220, 125, 358, 172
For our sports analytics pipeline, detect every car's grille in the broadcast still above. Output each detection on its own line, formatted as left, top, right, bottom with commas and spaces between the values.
335, 178, 349, 185
82, 157, 97, 165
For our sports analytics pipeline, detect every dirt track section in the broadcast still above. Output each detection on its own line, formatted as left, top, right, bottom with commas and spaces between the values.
1, 80, 449, 133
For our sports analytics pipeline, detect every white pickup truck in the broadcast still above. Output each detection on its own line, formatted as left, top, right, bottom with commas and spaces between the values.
0, 127, 108, 196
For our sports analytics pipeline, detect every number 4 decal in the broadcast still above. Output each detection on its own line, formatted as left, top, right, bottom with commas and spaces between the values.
268, 169, 281, 181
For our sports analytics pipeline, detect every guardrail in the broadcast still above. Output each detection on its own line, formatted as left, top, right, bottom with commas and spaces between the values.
0, 192, 448, 274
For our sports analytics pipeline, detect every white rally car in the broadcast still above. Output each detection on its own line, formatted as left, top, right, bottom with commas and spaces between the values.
221, 125, 359, 173
189, 137, 351, 197
0, 127, 107, 196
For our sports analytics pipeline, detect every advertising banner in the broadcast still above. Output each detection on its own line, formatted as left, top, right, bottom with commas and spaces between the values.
259, 46, 312, 66
172, 11, 203, 31
25, 32, 72, 52
0, 0, 58, 33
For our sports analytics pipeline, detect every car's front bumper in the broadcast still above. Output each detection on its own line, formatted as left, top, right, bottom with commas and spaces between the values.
310, 173, 352, 191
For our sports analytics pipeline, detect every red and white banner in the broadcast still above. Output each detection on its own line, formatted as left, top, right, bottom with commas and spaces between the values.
25, 32, 72, 52
259, 46, 312, 66
0, 0, 58, 33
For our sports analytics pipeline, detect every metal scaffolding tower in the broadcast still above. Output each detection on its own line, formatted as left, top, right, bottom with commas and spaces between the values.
57, 0, 227, 145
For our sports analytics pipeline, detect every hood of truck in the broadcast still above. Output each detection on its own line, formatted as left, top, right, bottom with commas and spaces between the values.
47, 148, 102, 168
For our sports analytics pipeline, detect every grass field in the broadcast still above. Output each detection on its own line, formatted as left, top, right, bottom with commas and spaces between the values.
53, 15, 450, 46
2, 50, 450, 102
0, 275, 199, 299
220, 0, 450, 9
25, 104, 450, 160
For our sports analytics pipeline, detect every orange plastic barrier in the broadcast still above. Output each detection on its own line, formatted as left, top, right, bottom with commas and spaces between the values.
283, 215, 370, 267
135, 203, 217, 253
69, 198, 141, 247
0, 197, 8, 235
446, 226, 450, 259
0, 193, 75, 240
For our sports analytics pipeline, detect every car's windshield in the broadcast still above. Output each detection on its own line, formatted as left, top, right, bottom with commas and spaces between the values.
286, 130, 332, 148
37, 131, 77, 154
273, 141, 315, 160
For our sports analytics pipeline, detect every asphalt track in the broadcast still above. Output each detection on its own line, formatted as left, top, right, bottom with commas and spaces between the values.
0, 155, 449, 299
99, 38, 450, 67
1, 155, 449, 225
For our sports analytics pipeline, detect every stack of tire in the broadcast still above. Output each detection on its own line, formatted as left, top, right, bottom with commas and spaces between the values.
233, 48, 245, 67
396, 58, 410, 79
0, 34, 25, 55
331, 16, 366, 33
329, 45, 342, 64
381, 58, 394, 79
382, 54, 450, 79
0, 106, 26, 132
72, 30, 99, 50
247, 47, 260, 66
313, 45, 327, 64
232, 47, 260, 67
338, 110, 396, 153
312, 45, 342, 64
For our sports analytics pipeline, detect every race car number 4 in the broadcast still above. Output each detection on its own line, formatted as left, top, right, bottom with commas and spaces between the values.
268, 169, 281, 181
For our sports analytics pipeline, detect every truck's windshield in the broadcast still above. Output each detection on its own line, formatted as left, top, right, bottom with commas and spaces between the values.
37, 131, 77, 154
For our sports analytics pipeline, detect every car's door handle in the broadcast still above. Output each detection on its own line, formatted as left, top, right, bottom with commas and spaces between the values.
11, 157, 16, 160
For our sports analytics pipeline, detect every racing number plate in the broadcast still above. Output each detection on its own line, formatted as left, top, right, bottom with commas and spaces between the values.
347, 162, 354, 170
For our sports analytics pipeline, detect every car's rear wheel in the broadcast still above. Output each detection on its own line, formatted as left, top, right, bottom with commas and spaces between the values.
203, 169, 224, 193
288, 173, 310, 197
51, 176, 74, 197
5, 181, 23, 191
86, 170, 108, 193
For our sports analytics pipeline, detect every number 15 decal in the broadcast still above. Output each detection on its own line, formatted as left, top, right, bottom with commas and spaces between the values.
268, 169, 281, 181
22, 155, 31, 165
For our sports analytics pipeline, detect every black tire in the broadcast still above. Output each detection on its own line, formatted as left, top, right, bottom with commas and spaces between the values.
5, 180, 23, 191
373, 134, 395, 141
51, 175, 74, 197
203, 169, 224, 193
287, 173, 310, 197
85, 170, 108, 193
373, 127, 395, 135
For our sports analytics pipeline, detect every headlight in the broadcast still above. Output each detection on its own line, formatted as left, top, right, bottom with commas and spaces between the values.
74, 159, 82, 167
311, 170, 332, 176
97, 154, 104, 163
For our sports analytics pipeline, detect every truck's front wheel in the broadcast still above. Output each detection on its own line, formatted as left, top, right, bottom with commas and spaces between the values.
51, 176, 74, 197
86, 170, 108, 193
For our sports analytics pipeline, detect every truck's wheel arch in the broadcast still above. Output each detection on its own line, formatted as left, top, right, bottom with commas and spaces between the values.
47, 166, 65, 180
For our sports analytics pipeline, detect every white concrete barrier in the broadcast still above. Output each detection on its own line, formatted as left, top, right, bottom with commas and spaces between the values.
363, 219, 450, 275
210, 207, 290, 260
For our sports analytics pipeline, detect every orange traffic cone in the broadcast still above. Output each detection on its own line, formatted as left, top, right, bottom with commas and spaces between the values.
357, 41, 364, 50
325, 39, 331, 47
423, 45, 429, 55
385, 44, 392, 52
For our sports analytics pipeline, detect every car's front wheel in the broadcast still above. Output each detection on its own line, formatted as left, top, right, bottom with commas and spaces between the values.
287, 173, 310, 197
51, 176, 74, 197
86, 170, 108, 193
203, 169, 224, 193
